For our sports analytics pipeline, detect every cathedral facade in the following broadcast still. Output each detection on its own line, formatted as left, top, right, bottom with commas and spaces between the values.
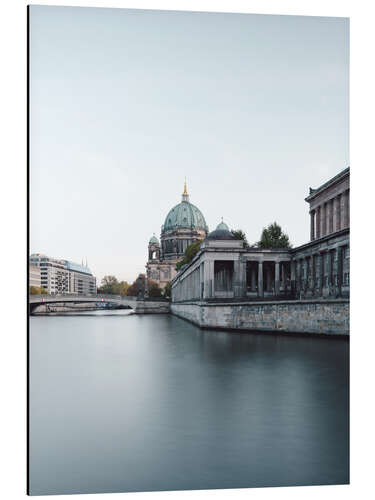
146, 183, 208, 289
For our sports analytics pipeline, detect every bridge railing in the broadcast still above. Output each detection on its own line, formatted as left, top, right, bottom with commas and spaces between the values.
29, 293, 135, 301
29, 293, 169, 302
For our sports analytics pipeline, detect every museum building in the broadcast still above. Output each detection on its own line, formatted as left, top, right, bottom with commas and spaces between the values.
170, 167, 350, 302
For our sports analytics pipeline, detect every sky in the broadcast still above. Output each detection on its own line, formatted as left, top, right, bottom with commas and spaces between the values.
29, 6, 349, 284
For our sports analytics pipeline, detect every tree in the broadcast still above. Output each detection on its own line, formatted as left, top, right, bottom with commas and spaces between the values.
98, 275, 130, 295
163, 281, 171, 298
176, 240, 202, 271
98, 275, 119, 294
231, 229, 249, 248
148, 280, 163, 298
118, 281, 130, 296
126, 279, 139, 297
126, 274, 163, 297
29, 285, 47, 295
255, 222, 292, 249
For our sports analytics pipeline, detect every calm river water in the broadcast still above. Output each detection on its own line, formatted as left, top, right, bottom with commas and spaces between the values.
29, 312, 349, 495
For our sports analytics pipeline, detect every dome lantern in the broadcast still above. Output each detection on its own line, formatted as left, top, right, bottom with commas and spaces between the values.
182, 178, 189, 202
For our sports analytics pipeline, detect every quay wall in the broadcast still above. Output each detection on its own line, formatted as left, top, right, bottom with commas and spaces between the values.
133, 300, 170, 314
171, 300, 349, 336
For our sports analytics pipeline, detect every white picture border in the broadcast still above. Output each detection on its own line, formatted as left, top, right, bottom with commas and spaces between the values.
1, 1, 374, 499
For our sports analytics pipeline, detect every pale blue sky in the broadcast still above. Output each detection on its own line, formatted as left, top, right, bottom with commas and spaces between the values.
29, 6, 349, 283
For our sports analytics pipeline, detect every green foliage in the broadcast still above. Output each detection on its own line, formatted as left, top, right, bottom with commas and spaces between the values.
256, 222, 292, 249
231, 229, 249, 248
98, 275, 130, 295
126, 274, 163, 298
148, 280, 163, 298
29, 285, 47, 295
163, 281, 171, 298
176, 240, 202, 271
126, 279, 139, 296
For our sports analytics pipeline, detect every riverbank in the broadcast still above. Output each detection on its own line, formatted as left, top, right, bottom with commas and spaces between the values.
170, 299, 349, 336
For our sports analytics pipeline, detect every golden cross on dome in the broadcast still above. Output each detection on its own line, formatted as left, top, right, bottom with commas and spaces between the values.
183, 178, 188, 195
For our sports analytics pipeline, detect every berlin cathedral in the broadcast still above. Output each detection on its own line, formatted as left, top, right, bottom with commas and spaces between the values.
146, 182, 208, 289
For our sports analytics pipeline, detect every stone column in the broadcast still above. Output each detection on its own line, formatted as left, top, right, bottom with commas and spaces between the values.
203, 259, 214, 299
209, 260, 215, 297
298, 259, 304, 295
320, 204, 326, 237
343, 190, 349, 228
234, 259, 246, 298
333, 196, 341, 232
306, 257, 310, 291
311, 254, 316, 294
327, 200, 333, 235
340, 193, 346, 230
316, 206, 321, 239
327, 251, 333, 295
310, 210, 315, 241
258, 261, 264, 298
347, 190, 350, 228
337, 247, 343, 297
275, 261, 280, 296
320, 252, 325, 296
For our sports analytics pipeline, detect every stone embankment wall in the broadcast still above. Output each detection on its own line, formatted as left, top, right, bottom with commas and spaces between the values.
171, 300, 349, 336
134, 300, 170, 314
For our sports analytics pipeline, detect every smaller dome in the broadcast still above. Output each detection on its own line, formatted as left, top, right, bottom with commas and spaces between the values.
206, 220, 236, 240
216, 221, 230, 231
149, 234, 159, 244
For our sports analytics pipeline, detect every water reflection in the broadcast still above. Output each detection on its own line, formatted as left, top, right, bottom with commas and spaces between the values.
29, 314, 349, 495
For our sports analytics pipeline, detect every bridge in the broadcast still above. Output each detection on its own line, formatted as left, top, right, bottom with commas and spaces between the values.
29, 294, 170, 315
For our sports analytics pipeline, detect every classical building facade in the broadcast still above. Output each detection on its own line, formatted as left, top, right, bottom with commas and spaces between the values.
146, 182, 208, 289
171, 168, 350, 303
29, 254, 97, 294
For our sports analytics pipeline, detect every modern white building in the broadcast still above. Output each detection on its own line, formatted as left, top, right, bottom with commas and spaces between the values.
29, 265, 41, 288
29, 254, 97, 294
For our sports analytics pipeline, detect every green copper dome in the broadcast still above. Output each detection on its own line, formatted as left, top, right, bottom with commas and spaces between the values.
206, 220, 235, 240
149, 234, 159, 244
216, 221, 230, 231
162, 185, 208, 233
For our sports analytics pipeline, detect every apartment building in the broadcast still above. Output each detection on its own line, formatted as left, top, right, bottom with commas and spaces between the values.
29, 254, 97, 294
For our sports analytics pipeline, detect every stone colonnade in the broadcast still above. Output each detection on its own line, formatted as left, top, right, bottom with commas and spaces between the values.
310, 189, 349, 241
293, 243, 349, 298
171, 240, 350, 303
199, 257, 292, 300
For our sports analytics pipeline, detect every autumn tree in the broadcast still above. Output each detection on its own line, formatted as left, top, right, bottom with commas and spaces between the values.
126, 274, 163, 298
29, 286, 48, 295
98, 275, 130, 295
